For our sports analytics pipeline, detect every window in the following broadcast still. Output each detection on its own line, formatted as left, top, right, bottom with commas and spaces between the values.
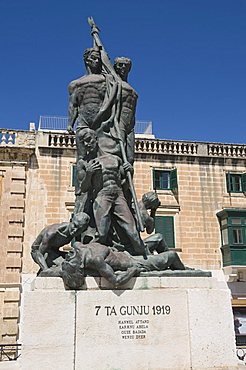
233, 307, 246, 346
217, 209, 246, 267
220, 215, 246, 247
226, 173, 246, 193
222, 228, 229, 245
232, 229, 243, 245
153, 169, 178, 191
155, 216, 175, 248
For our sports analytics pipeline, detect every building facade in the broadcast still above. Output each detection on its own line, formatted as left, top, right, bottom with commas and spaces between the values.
1, 128, 246, 350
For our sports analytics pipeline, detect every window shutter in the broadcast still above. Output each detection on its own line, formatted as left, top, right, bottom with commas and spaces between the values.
170, 169, 178, 191
152, 170, 156, 190
155, 216, 175, 248
241, 173, 246, 192
226, 173, 232, 193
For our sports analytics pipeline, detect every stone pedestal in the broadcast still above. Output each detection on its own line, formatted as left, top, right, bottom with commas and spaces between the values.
18, 275, 240, 370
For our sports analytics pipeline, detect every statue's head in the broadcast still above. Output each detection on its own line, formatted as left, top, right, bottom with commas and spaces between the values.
83, 48, 102, 74
114, 57, 132, 81
69, 212, 90, 238
77, 128, 98, 154
61, 248, 85, 290
142, 191, 161, 210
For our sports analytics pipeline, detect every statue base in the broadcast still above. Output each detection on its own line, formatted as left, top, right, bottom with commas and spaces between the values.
18, 274, 240, 370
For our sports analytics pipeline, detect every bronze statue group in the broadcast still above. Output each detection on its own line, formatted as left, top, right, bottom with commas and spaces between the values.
31, 18, 187, 289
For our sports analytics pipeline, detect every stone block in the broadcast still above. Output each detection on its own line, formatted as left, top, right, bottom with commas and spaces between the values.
187, 288, 237, 369
10, 181, 25, 194
21, 274, 36, 292
8, 209, 24, 223
4, 272, 20, 284
83, 276, 101, 290
31, 277, 65, 291
3, 320, 18, 335
160, 276, 217, 289
7, 239, 23, 253
1, 334, 17, 345
3, 304, 19, 319
4, 289, 20, 302
76, 289, 190, 370
0, 361, 20, 369
8, 224, 23, 237
19, 290, 75, 370
19, 276, 239, 370
9, 195, 24, 209
6, 255, 22, 268
11, 168, 25, 179
100, 276, 161, 290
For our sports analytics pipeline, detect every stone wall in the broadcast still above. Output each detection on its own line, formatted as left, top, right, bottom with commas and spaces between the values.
20, 133, 246, 273
0, 131, 35, 344
22, 144, 76, 274
135, 154, 246, 270
1, 130, 246, 344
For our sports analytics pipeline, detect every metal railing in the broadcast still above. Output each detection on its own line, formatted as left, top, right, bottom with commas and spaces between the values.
38, 116, 153, 135
0, 344, 21, 361
237, 348, 246, 365
135, 121, 152, 135
38, 116, 69, 131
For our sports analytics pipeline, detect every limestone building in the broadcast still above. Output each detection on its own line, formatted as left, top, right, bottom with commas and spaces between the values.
1, 123, 246, 353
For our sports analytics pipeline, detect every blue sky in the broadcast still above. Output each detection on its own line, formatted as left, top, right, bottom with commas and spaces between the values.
1, 0, 246, 143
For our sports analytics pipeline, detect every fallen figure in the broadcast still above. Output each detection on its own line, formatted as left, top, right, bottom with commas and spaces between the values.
40, 241, 189, 289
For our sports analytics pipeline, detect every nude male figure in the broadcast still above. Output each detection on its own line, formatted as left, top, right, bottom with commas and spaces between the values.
67, 48, 104, 132
113, 57, 138, 165
81, 56, 138, 165
62, 241, 186, 288
31, 212, 90, 271
67, 49, 131, 163
39, 240, 188, 289
138, 191, 169, 254
75, 128, 145, 256
67, 50, 137, 165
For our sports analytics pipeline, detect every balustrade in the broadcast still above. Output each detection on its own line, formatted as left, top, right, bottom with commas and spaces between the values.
48, 133, 76, 148
208, 144, 246, 158
135, 139, 198, 156
2, 128, 246, 159
0, 130, 16, 146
